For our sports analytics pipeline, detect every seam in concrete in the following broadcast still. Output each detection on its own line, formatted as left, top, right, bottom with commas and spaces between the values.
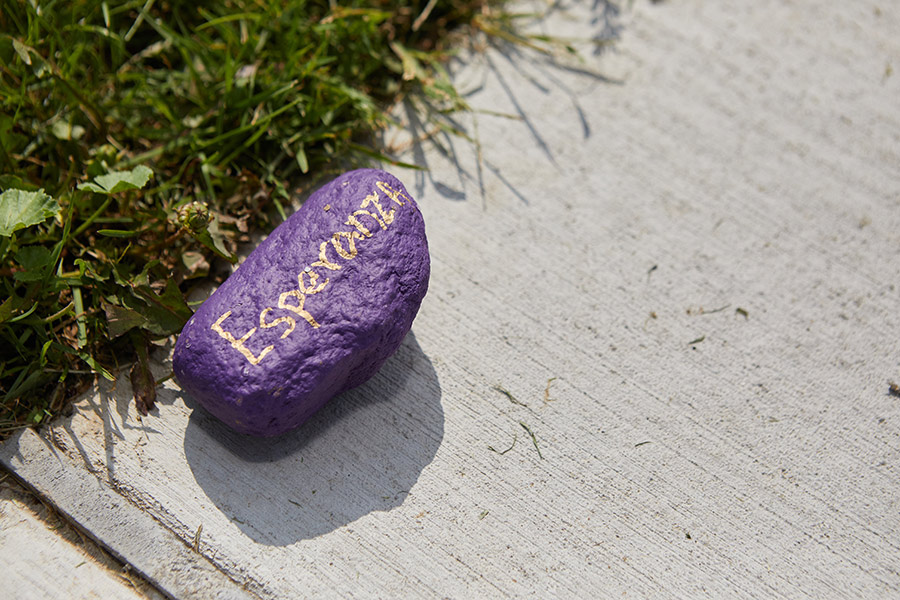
0, 427, 259, 600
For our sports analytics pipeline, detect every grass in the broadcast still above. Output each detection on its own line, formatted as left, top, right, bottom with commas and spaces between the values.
519, 422, 542, 460
487, 433, 517, 455
493, 383, 527, 407
0, 0, 578, 434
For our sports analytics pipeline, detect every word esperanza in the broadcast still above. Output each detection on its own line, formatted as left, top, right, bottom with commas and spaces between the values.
210, 181, 411, 366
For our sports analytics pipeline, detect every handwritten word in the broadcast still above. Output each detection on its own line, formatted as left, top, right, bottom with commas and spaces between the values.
211, 181, 410, 366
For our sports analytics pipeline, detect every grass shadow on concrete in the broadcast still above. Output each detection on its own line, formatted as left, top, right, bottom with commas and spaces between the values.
390, 0, 627, 208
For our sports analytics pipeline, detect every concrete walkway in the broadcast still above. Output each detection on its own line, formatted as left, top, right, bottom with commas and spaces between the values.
3, 1, 900, 598
0, 479, 164, 600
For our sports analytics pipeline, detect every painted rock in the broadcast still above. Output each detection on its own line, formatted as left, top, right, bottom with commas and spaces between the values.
172, 169, 429, 436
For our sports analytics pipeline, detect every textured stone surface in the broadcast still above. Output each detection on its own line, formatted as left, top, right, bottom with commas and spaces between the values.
173, 169, 429, 436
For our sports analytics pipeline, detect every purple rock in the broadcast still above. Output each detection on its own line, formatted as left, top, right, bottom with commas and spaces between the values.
172, 169, 429, 436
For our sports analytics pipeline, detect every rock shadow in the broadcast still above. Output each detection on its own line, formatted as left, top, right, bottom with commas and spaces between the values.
183, 331, 442, 545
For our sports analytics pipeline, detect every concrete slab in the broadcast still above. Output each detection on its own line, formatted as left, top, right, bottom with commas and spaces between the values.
0, 481, 162, 600
3, 0, 900, 598
0, 430, 256, 600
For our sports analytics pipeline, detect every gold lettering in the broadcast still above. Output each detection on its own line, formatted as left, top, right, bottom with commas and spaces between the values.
375, 181, 409, 206
298, 268, 328, 295
278, 290, 320, 328
259, 307, 295, 339
211, 185, 407, 362
330, 231, 361, 260
211, 311, 274, 366
345, 209, 387, 237
360, 191, 396, 226
311, 240, 342, 271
